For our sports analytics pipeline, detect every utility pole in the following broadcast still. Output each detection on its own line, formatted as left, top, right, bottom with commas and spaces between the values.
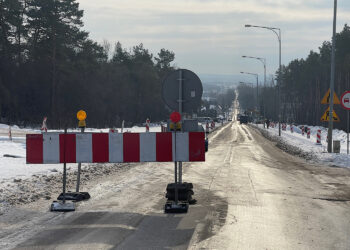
327, 0, 337, 153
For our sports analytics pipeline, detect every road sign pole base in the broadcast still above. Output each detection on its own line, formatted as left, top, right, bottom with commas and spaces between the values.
57, 191, 90, 202
164, 200, 189, 213
50, 200, 75, 212
165, 182, 195, 203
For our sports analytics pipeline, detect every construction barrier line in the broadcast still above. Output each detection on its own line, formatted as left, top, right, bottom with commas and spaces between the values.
26, 132, 205, 164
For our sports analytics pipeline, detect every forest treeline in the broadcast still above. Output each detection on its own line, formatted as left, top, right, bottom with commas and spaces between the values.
0, 0, 179, 128
238, 24, 350, 130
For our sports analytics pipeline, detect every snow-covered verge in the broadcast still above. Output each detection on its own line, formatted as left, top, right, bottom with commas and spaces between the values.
251, 123, 350, 168
0, 122, 223, 214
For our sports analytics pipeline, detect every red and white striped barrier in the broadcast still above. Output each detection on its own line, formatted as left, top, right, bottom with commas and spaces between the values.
307, 128, 311, 139
316, 129, 321, 144
282, 124, 286, 131
146, 118, 150, 132
211, 121, 215, 129
290, 125, 294, 133
301, 126, 305, 136
8, 126, 12, 141
26, 132, 205, 164
206, 122, 209, 133
41, 117, 47, 133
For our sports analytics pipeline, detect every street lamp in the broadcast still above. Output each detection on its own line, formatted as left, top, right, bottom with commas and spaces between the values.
242, 56, 266, 87
240, 71, 259, 113
245, 24, 282, 136
242, 55, 267, 118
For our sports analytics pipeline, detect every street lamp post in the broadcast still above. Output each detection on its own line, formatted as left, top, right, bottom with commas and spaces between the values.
240, 71, 259, 113
242, 55, 266, 118
245, 24, 281, 136
242, 56, 266, 87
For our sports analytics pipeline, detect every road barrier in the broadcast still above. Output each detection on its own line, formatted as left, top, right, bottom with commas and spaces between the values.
307, 128, 311, 139
9, 126, 12, 141
290, 125, 294, 133
146, 118, 150, 132
282, 124, 286, 131
41, 117, 47, 133
205, 122, 209, 133
26, 132, 205, 164
317, 129, 321, 144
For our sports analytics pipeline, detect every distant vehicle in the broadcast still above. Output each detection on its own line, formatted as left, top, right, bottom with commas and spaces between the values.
228, 118, 232, 121
240, 115, 248, 124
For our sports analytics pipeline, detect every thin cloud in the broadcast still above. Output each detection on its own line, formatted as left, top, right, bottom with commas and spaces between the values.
78, 0, 350, 75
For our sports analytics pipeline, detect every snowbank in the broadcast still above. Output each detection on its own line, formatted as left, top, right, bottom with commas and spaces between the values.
254, 124, 350, 168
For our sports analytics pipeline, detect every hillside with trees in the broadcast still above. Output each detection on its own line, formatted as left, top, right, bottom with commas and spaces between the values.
0, 0, 175, 128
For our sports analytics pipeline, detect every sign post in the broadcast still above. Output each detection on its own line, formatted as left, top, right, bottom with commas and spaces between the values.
50, 128, 75, 212
340, 91, 350, 154
162, 69, 203, 213
57, 110, 90, 202
327, 0, 338, 153
170, 111, 181, 206
76, 110, 87, 193
178, 70, 183, 184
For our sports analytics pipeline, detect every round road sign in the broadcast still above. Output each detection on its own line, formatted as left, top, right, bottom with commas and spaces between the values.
340, 91, 350, 110
162, 69, 203, 113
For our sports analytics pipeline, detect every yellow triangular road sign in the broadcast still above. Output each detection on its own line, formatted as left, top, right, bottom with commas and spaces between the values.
321, 89, 340, 104
320, 106, 340, 122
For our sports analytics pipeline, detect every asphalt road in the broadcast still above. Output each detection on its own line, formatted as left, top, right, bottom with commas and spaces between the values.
2, 120, 350, 249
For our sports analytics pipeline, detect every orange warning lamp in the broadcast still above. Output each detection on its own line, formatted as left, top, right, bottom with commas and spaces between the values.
77, 110, 87, 128
77, 110, 87, 121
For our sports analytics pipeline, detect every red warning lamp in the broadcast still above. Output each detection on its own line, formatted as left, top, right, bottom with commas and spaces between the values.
170, 111, 181, 123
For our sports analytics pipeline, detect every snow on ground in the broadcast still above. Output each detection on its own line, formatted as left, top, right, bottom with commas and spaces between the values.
254, 123, 350, 168
0, 124, 161, 181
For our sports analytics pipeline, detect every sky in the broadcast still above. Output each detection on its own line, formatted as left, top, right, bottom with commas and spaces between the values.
77, 0, 350, 83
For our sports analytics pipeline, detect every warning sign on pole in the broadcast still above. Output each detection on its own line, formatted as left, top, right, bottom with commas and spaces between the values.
321, 89, 340, 104
321, 107, 340, 122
